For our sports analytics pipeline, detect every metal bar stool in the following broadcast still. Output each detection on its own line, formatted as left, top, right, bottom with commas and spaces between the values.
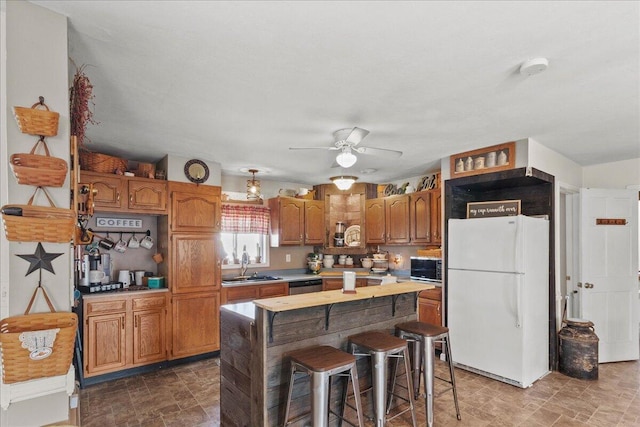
283, 345, 364, 427
347, 331, 417, 426
394, 321, 461, 427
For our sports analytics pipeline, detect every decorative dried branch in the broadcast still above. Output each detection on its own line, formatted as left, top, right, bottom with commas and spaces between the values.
70, 64, 99, 149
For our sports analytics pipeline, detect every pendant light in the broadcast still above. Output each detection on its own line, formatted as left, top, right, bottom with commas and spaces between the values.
330, 175, 358, 191
246, 169, 261, 200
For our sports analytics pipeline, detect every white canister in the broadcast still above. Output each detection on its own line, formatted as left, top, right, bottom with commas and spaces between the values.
135, 270, 146, 286
464, 156, 474, 171
486, 151, 497, 167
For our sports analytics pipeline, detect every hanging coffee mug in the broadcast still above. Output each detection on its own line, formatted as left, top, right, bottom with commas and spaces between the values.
128, 234, 140, 248
140, 235, 154, 249
114, 234, 127, 253
99, 236, 115, 250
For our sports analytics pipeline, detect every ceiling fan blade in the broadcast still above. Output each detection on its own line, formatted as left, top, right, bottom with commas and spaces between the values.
289, 146, 341, 151
344, 127, 370, 145
354, 146, 403, 158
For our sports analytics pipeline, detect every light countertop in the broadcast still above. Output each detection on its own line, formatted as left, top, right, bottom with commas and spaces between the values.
252, 281, 434, 312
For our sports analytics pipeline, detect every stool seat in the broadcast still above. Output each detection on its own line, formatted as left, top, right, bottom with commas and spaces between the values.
284, 345, 364, 427
288, 345, 356, 372
395, 321, 448, 337
348, 331, 408, 353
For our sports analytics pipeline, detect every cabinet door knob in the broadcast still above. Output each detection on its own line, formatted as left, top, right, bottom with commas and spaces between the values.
116, 192, 120, 202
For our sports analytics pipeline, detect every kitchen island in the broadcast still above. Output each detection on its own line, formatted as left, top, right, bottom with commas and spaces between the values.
220, 281, 433, 426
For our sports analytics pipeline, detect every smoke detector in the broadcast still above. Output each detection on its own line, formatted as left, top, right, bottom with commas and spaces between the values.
519, 58, 549, 76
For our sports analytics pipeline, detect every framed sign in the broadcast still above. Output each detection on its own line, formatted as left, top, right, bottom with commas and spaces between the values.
451, 141, 516, 178
467, 200, 521, 218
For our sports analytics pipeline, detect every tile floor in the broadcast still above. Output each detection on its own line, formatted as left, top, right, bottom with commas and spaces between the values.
79, 356, 640, 426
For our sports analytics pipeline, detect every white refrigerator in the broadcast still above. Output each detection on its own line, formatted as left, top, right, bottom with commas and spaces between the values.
447, 215, 549, 388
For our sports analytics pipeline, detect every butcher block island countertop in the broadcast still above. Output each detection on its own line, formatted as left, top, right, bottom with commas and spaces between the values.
220, 281, 434, 426
253, 280, 434, 312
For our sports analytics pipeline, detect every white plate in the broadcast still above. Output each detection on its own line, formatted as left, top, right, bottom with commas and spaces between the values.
344, 225, 361, 246
372, 267, 388, 273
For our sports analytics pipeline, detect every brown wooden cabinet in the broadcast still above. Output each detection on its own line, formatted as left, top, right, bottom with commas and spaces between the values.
80, 171, 167, 214
418, 287, 442, 326
409, 191, 432, 244
429, 189, 442, 244
365, 195, 410, 244
170, 183, 221, 233
160, 182, 223, 359
132, 294, 167, 365
304, 199, 325, 245
221, 282, 289, 304
171, 291, 220, 359
83, 292, 168, 378
169, 233, 220, 294
268, 197, 325, 246
322, 277, 367, 291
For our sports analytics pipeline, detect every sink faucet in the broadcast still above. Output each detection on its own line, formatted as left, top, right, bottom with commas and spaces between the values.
240, 245, 250, 277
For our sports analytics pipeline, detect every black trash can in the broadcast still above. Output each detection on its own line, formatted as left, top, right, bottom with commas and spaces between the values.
558, 318, 599, 380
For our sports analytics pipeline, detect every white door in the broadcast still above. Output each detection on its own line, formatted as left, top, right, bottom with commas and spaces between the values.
579, 188, 639, 363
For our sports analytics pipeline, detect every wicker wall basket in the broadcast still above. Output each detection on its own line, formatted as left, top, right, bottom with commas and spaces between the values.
79, 150, 128, 174
13, 98, 60, 137
0, 308, 77, 384
1, 187, 74, 243
10, 138, 68, 187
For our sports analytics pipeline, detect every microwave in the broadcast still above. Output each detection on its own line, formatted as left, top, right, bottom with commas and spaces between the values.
410, 256, 442, 283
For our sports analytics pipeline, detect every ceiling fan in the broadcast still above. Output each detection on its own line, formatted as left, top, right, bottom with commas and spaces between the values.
289, 127, 403, 168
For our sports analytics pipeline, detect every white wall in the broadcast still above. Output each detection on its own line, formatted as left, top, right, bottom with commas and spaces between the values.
582, 158, 640, 189
2, 1, 71, 425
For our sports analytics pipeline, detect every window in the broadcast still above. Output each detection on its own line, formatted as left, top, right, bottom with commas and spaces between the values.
220, 204, 270, 269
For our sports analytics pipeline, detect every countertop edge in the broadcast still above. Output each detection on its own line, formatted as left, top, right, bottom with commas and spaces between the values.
253, 281, 434, 312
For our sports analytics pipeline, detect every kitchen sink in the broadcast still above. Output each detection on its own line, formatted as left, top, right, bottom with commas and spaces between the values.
222, 275, 282, 284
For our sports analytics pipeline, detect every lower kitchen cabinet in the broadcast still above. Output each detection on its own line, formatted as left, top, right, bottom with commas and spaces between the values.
418, 287, 442, 326
83, 291, 168, 378
322, 277, 367, 291
221, 282, 288, 304
171, 291, 220, 359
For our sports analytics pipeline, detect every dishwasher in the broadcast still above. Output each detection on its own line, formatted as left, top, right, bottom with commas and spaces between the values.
289, 279, 323, 295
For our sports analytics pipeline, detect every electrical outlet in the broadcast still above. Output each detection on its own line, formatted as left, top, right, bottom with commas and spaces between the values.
285, 254, 291, 263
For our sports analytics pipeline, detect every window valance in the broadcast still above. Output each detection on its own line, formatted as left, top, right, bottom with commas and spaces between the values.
221, 204, 270, 234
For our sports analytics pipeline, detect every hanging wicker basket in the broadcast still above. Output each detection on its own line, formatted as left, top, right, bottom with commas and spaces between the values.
79, 150, 127, 174
13, 97, 60, 137
1, 187, 75, 243
10, 138, 68, 187
0, 286, 77, 384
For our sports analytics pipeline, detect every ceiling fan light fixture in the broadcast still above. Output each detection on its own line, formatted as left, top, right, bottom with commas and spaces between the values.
336, 149, 357, 168
331, 175, 358, 191
246, 169, 261, 200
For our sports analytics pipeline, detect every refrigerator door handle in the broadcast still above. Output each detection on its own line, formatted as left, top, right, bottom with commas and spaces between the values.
515, 274, 523, 328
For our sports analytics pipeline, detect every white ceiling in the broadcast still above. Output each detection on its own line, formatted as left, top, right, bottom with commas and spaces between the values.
32, 1, 640, 185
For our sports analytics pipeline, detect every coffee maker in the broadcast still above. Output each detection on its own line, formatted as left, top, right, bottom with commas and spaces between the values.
80, 253, 110, 290
334, 221, 346, 247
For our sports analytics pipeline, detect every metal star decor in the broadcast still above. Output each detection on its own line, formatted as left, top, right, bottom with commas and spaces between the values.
16, 242, 64, 276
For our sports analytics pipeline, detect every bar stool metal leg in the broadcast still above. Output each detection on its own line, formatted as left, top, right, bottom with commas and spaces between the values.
311, 370, 330, 427
443, 334, 461, 420
423, 336, 435, 427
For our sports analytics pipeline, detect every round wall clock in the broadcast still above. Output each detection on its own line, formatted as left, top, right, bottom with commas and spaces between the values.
184, 159, 209, 184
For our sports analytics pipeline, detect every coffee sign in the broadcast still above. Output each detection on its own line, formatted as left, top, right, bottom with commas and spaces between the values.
467, 200, 521, 218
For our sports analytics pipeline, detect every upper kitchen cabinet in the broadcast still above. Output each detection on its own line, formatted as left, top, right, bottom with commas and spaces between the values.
80, 171, 167, 214
365, 195, 411, 244
268, 197, 324, 246
169, 181, 221, 233
408, 189, 442, 245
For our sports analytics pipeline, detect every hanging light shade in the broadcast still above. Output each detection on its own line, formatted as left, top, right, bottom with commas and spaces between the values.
336, 148, 357, 168
330, 175, 358, 191
246, 169, 261, 200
